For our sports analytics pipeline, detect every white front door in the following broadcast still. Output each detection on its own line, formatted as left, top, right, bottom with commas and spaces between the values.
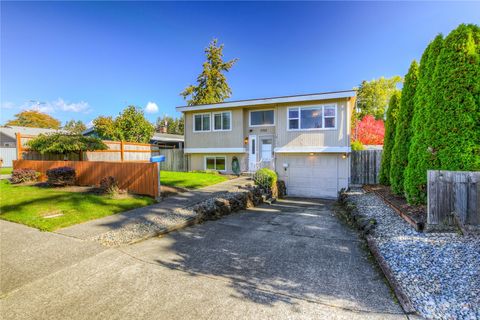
261, 138, 273, 162
248, 135, 257, 171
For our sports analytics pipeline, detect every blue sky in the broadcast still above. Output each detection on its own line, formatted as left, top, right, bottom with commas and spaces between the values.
1, 1, 479, 127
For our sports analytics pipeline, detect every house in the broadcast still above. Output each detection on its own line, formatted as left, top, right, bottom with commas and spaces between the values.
0, 126, 60, 167
176, 90, 356, 198
82, 127, 184, 149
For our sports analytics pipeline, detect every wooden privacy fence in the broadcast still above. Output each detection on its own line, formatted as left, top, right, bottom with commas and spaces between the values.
427, 170, 480, 230
15, 133, 187, 171
350, 150, 383, 185
13, 160, 159, 197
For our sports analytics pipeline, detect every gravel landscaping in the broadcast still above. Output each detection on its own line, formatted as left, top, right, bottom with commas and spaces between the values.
344, 188, 480, 320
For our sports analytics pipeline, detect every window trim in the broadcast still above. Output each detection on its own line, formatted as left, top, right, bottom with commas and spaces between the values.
193, 113, 212, 133
212, 111, 232, 132
249, 109, 275, 127
287, 104, 337, 131
204, 155, 227, 172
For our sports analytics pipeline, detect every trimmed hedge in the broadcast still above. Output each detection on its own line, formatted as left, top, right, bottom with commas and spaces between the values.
46, 166, 76, 186
404, 35, 444, 204
379, 90, 401, 185
390, 61, 419, 195
10, 169, 39, 184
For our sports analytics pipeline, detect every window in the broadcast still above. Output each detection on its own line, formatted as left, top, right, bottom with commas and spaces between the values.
194, 113, 211, 132
213, 112, 231, 131
250, 110, 274, 126
288, 105, 336, 130
205, 156, 226, 171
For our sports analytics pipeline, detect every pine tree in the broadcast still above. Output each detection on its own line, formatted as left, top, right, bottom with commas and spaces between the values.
390, 61, 419, 195
404, 35, 443, 204
379, 90, 401, 185
181, 39, 238, 106
427, 24, 480, 173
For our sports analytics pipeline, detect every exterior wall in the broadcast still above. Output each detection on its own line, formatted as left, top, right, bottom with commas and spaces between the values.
189, 153, 247, 174
0, 132, 16, 148
184, 109, 244, 149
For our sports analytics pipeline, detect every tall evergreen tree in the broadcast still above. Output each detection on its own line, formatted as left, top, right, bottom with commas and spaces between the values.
404, 35, 444, 204
427, 24, 480, 173
181, 39, 238, 106
379, 90, 401, 185
390, 61, 419, 195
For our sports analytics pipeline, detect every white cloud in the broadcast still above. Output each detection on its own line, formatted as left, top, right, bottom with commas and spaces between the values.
8, 98, 92, 114
145, 101, 159, 114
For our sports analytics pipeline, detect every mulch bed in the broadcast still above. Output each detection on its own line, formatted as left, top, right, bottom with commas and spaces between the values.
363, 185, 426, 231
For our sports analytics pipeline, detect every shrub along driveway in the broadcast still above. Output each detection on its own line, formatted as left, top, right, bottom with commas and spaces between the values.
1, 198, 406, 319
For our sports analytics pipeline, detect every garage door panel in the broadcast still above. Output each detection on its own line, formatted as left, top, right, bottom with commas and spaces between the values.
284, 154, 339, 199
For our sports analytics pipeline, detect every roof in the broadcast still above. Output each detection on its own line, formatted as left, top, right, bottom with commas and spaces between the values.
176, 90, 356, 112
151, 133, 184, 142
0, 126, 60, 140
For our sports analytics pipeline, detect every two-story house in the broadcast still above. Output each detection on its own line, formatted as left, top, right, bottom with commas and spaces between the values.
176, 90, 356, 198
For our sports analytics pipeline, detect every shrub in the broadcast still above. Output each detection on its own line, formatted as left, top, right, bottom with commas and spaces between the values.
253, 168, 277, 194
46, 166, 76, 186
427, 24, 480, 173
379, 90, 401, 185
10, 169, 39, 184
351, 140, 365, 151
390, 60, 419, 195
100, 176, 120, 195
404, 35, 444, 204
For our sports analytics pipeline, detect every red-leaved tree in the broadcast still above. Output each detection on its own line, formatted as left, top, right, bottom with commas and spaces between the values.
353, 115, 385, 145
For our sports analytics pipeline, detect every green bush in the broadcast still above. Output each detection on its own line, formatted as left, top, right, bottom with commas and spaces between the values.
390, 60, 419, 195
404, 35, 444, 204
253, 168, 277, 191
351, 140, 365, 151
10, 169, 39, 184
379, 90, 401, 185
427, 24, 480, 173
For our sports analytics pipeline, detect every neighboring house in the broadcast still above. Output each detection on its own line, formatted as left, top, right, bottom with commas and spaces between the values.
176, 90, 356, 198
82, 127, 184, 149
0, 125, 59, 166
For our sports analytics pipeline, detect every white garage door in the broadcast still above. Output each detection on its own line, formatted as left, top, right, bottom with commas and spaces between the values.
286, 154, 339, 198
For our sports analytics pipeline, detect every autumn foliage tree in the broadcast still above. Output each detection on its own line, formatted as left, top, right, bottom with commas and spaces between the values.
6, 110, 61, 129
353, 115, 385, 145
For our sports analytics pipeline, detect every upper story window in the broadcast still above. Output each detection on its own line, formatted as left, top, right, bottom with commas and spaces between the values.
213, 112, 231, 131
194, 113, 211, 132
288, 105, 337, 130
250, 110, 275, 127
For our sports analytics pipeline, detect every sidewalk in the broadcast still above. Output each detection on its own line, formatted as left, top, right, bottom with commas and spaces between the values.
56, 176, 253, 245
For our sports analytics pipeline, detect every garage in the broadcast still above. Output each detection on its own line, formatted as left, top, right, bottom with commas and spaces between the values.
276, 154, 349, 199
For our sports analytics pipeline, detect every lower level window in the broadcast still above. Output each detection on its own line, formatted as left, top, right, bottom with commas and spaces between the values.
205, 156, 226, 171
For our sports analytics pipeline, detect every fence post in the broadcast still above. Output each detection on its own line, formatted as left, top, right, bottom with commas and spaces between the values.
120, 140, 125, 162
15, 132, 22, 160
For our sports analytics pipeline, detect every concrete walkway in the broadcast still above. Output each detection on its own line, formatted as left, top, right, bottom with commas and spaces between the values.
1, 198, 407, 319
56, 176, 253, 242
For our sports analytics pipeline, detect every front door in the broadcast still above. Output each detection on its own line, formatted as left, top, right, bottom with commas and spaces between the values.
248, 135, 257, 171
261, 138, 273, 162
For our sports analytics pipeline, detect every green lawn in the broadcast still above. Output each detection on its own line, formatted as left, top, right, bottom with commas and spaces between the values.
0, 180, 155, 231
1, 167, 13, 174
161, 171, 229, 189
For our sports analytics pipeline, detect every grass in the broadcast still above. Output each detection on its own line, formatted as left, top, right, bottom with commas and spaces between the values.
0, 180, 155, 231
1, 167, 13, 174
161, 171, 229, 189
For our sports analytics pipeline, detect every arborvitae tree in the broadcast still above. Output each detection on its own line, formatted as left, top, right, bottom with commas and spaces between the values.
390, 61, 419, 195
379, 90, 401, 185
427, 24, 480, 173
404, 35, 444, 204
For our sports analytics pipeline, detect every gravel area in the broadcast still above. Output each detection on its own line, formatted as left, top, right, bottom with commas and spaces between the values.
345, 188, 480, 320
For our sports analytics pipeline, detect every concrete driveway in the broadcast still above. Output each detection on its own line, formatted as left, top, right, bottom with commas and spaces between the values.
1, 198, 407, 319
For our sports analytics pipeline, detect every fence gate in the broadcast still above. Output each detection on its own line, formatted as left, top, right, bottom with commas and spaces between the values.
350, 150, 383, 185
